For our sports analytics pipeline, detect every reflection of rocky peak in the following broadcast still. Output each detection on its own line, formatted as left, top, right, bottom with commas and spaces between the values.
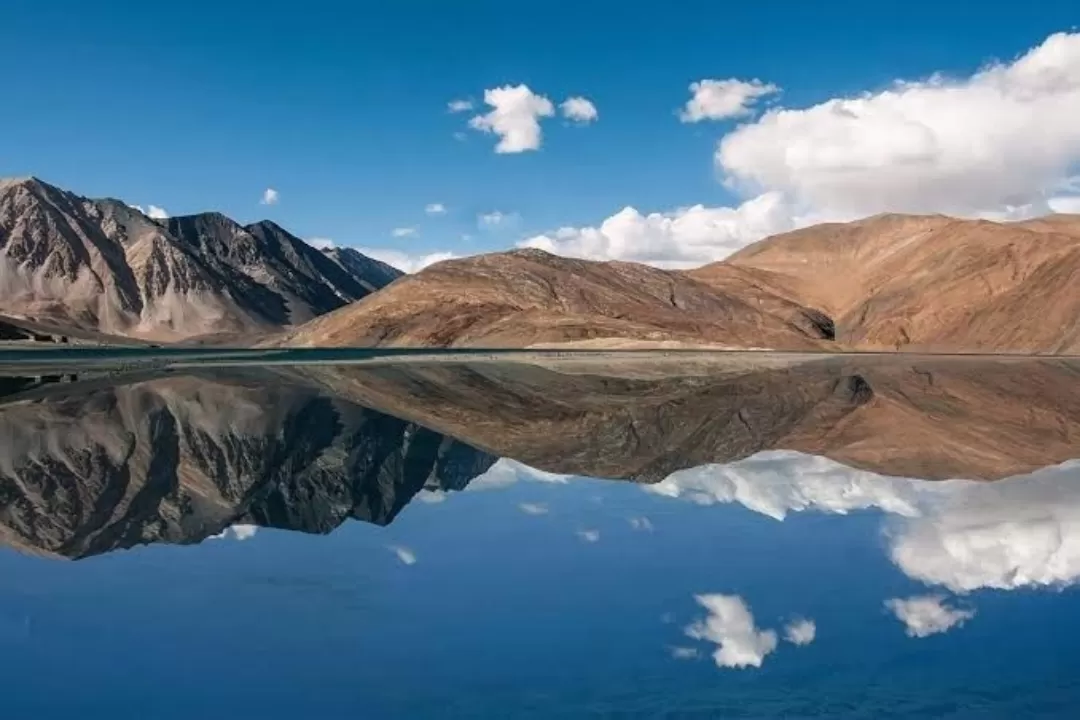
0, 372, 493, 559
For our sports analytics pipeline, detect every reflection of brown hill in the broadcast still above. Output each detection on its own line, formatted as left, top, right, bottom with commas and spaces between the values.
0, 372, 493, 559
280, 355, 1080, 482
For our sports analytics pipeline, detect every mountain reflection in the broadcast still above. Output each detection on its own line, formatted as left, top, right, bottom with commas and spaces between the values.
3, 354, 1080, 561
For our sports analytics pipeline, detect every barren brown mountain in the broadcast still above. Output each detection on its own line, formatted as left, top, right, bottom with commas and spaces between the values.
274, 248, 835, 349
710, 213, 1080, 353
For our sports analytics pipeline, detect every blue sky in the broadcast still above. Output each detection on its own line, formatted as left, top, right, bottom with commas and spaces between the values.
3, 0, 1079, 269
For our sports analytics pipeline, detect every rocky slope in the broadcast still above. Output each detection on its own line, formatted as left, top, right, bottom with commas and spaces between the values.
0, 370, 493, 559
715, 213, 1080, 353
0, 177, 400, 342
274, 248, 835, 349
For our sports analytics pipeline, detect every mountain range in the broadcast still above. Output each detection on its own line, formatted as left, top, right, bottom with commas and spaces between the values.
4, 177, 1080, 352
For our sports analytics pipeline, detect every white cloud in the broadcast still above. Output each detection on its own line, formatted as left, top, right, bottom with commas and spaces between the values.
260, 188, 279, 206
448, 99, 474, 113
684, 594, 779, 669
391, 227, 417, 238
467, 458, 572, 491
425, 203, 447, 215
669, 646, 701, 659
888, 460, 1080, 593
468, 84, 555, 153
356, 248, 456, 274
680, 78, 779, 122
644, 451, 922, 521
207, 524, 259, 542
526, 32, 1080, 267
518, 502, 549, 515
577, 529, 600, 543
519, 193, 795, 269
306, 237, 335, 250
479, 210, 520, 230
130, 204, 170, 220
628, 516, 654, 532
717, 31, 1080, 221
885, 595, 975, 638
417, 489, 448, 504
561, 96, 599, 124
784, 618, 817, 646
389, 545, 417, 565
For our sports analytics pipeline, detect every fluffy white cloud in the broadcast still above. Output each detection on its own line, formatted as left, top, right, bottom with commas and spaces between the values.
130, 204, 170, 220
718, 31, 1080, 220
520, 193, 796, 268
416, 489, 448, 504
207, 524, 259, 541
391, 227, 417, 238
577, 529, 601, 543
644, 451, 922, 521
356, 248, 456, 274
628, 516, 654, 532
528, 32, 1080, 267
466, 458, 572, 491
685, 594, 778, 669
305, 237, 335, 249
447, 99, 473, 113
561, 96, 598, 124
425, 202, 447, 215
784, 618, 817, 646
518, 502, 549, 515
885, 595, 975, 638
389, 545, 417, 565
469, 84, 555, 153
680, 78, 779, 122
260, 188, 279, 206
888, 461, 1080, 593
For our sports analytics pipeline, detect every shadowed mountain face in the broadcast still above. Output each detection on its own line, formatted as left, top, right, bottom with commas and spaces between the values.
0, 178, 401, 342
4, 355, 1080, 560
0, 371, 493, 559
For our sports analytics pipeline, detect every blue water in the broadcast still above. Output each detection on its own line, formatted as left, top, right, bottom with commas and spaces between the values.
3, 471, 1078, 719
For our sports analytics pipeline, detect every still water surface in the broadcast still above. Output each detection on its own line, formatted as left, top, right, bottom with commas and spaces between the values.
1, 355, 1078, 718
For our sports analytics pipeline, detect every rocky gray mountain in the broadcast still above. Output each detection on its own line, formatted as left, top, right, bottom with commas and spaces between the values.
0, 177, 401, 342
0, 370, 493, 559
321, 246, 403, 293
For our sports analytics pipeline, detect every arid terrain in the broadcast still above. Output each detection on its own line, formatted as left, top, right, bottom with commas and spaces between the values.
5, 177, 1080, 353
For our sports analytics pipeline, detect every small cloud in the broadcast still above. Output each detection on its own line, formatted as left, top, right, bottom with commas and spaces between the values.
680, 78, 779, 122
425, 202, 447, 215
417, 489, 448, 504
453, 131, 468, 142
389, 545, 417, 565
207, 524, 259, 542
391, 227, 418, 238
260, 188, 280, 205
468, 84, 555, 153
576, 529, 600, 543
130, 204, 170, 219
448, 99, 474, 113
669, 646, 701, 660
628, 516, 654, 532
783, 618, 817, 646
518, 502, 549, 515
885, 595, 975, 638
684, 594, 779, 669
357, 248, 457, 274
306, 237, 335, 250
561, 96, 598, 124
478, 210, 520, 229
